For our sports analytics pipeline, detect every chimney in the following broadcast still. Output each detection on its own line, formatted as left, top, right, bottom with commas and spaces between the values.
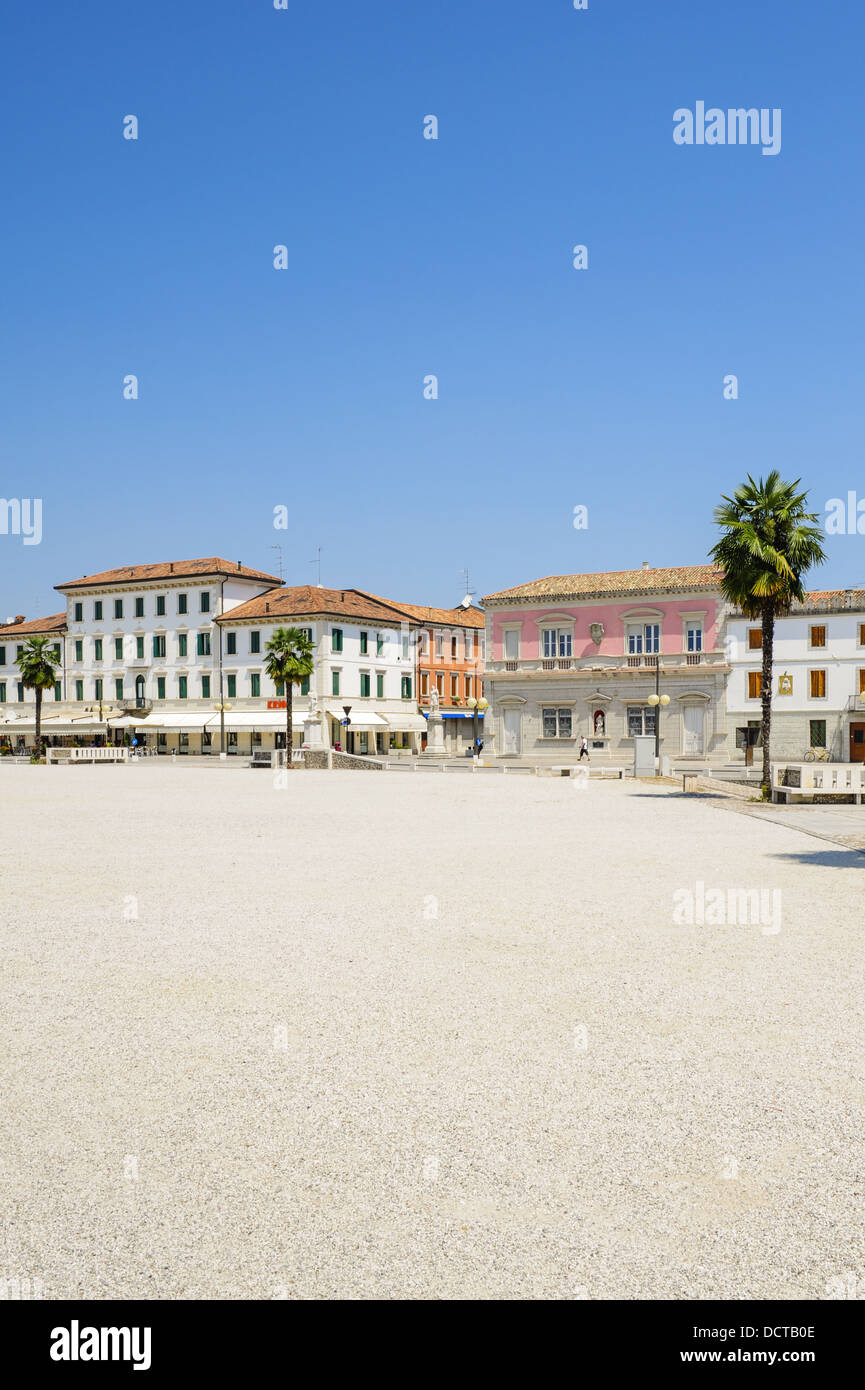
237, 560, 242, 570
641, 561, 650, 571
169, 562, 174, 573
266, 602, 270, 613
14, 614, 25, 624
340, 592, 345, 601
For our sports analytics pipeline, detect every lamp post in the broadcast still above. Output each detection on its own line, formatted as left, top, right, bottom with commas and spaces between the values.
646, 660, 670, 774
465, 695, 489, 760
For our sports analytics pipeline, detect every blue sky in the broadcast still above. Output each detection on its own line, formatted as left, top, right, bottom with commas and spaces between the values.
1, 0, 863, 617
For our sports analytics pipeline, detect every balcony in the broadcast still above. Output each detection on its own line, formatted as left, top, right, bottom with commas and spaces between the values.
118, 698, 153, 713
487, 652, 726, 677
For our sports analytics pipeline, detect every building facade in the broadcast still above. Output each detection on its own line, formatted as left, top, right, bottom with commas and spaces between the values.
482, 564, 730, 766
725, 590, 865, 764
357, 595, 486, 754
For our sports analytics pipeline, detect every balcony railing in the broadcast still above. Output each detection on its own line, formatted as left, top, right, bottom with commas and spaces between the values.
118, 698, 153, 713
486, 652, 725, 676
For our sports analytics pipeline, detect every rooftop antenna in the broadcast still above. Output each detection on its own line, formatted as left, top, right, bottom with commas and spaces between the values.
309, 545, 323, 587
270, 545, 284, 582
459, 567, 475, 608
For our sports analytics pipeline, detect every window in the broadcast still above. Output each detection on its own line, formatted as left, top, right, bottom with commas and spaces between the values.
115, 637, 123, 659
227, 675, 236, 699
543, 629, 573, 658
809, 625, 826, 648
435, 633, 443, 659
153, 635, 166, 658
450, 674, 459, 699
54, 682, 61, 700
465, 631, 474, 660
157, 677, 165, 700
178, 593, 188, 615
200, 592, 210, 613
627, 624, 659, 655
228, 732, 237, 749
627, 705, 656, 737
74, 602, 83, 622
376, 633, 384, 656
860, 669, 865, 695
859, 624, 865, 647
94, 601, 102, 620
418, 631, 429, 658
300, 677, 310, 696
94, 639, 103, 661
135, 637, 144, 659
435, 672, 444, 695
360, 631, 368, 654
115, 678, 123, 699
0, 647, 4, 665
332, 670, 341, 696
464, 675, 472, 699
420, 672, 429, 697
178, 676, 188, 700
0, 683, 5, 703
17, 682, 24, 702
376, 672, 384, 698
179, 733, 189, 749
748, 671, 762, 699
75, 680, 84, 701
686, 625, 703, 652
52, 644, 61, 662
249, 631, 260, 654
201, 675, 211, 698
542, 707, 573, 739
274, 681, 284, 696
360, 672, 370, 697
402, 632, 410, 661
401, 676, 412, 699
451, 635, 458, 660
250, 674, 261, 697
114, 599, 124, 619
332, 628, 343, 653
809, 669, 826, 699
810, 719, 827, 749
748, 628, 762, 650
135, 597, 144, 618
156, 596, 166, 617
178, 634, 187, 657
197, 633, 211, 657
74, 640, 83, 661
225, 632, 236, 656
94, 679, 103, 700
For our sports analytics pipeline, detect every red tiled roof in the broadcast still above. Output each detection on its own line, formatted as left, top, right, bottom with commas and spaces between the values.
0, 612, 67, 637
483, 565, 724, 602
355, 593, 485, 629
55, 557, 283, 590
216, 586, 420, 625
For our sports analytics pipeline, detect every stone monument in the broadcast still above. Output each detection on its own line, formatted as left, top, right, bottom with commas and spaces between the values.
425, 687, 445, 756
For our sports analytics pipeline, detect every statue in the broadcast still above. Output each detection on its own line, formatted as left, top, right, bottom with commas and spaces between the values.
429, 686, 440, 713
593, 709, 605, 736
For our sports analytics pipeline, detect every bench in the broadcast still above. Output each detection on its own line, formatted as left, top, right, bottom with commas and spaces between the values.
772, 763, 863, 804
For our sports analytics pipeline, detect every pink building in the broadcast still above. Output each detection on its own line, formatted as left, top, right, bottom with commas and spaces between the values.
482, 563, 729, 766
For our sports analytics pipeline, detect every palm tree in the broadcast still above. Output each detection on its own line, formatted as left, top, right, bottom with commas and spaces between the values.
17, 635, 61, 759
710, 472, 827, 799
263, 626, 315, 768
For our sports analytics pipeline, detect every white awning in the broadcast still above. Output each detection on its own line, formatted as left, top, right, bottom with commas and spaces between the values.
108, 716, 142, 729
204, 711, 306, 730
326, 707, 387, 730
384, 713, 427, 732
139, 711, 212, 730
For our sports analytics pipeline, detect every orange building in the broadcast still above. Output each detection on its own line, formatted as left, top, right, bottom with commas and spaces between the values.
358, 595, 486, 753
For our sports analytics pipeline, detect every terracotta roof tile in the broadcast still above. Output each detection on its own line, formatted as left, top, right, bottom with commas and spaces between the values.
355, 593, 485, 628
56, 557, 283, 590
0, 612, 67, 637
483, 564, 724, 602
215, 586, 420, 625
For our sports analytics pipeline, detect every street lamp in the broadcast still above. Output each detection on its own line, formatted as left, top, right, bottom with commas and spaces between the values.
465, 695, 489, 760
647, 659, 670, 773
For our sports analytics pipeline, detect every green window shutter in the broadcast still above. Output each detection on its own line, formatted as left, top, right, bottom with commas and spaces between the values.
115, 679, 123, 699
178, 594, 187, 614
332, 628, 343, 652
157, 596, 165, 616
0, 683, 6, 702
201, 675, 210, 698
360, 673, 370, 697
178, 634, 187, 657
95, 680, 102, 699
376, 674, 384, 698
300, 677, 309, 696
275, 680, 285, 696
75, 640, 83, 660
54, 682, 62, 700
179, 677, 188, 699
250, 631, 260, 653
115, 638, 123, 659
136, 637, 144, 659
251, 674, 260, 697
75, 681, 83, 701
0, 647, 4, 665
332, 671, 340, 696
157, 677, 165, 699
227, 675, 236, 698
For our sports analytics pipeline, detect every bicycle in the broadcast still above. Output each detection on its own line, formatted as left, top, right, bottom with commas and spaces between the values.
803, 746, 830, 762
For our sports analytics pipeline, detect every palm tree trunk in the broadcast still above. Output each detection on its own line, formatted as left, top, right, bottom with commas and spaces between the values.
35, 685, 43, 760
761, 603, 775, 800
286, 679, 294, 770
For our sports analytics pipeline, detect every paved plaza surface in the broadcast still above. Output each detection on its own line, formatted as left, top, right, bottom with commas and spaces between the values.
1, 766, 863, 1300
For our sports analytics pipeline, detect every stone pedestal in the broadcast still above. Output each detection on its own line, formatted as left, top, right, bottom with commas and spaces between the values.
303, 708, 324, 750
425, 713, 446, 756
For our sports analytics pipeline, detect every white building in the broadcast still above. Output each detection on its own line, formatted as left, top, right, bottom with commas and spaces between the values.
725, 589, 865, 763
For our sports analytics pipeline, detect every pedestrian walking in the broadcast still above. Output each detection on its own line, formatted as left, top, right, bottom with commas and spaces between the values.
578, 735, 590, 761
